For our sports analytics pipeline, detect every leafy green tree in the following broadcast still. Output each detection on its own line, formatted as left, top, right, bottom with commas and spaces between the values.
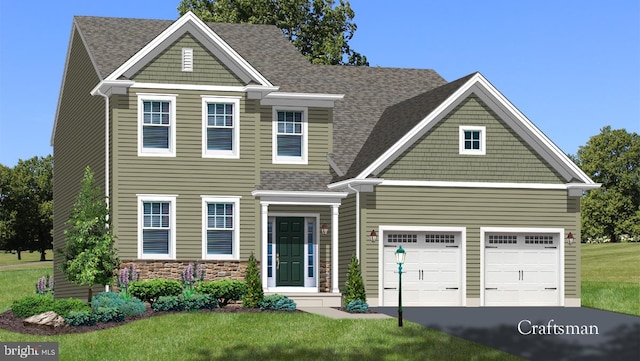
243, 252, 264, 308
0, 156, 53, 260
177, 0, 368, 65
57, 166, 119, 302
575, 126, 640, 242
343, 255, 366, 306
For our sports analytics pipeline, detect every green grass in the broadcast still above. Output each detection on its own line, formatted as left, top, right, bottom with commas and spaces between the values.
0, 268, 53, 311
0, 249, 52, 266
0, 312, 523, 361
581, 242, 640, 316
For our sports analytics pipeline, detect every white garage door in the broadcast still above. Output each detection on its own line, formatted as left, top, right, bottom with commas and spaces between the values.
382, 231, 462, 306
484, 233, 560, 306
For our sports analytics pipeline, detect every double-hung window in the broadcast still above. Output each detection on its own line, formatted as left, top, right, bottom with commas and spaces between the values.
459, 126, 486, 155
138, 94, 177, 156
273, 107, 308, 164
202, 96, 240, 158
202, 196, 240, 260
138, 195, 176, 259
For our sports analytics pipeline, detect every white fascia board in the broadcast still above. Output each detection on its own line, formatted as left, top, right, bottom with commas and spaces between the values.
251, 190, 348, 198
252, 190, 348, 205
327, 178, 384, 190
130, 82, 280, 97
104, 12, 272, 87
90, 80, 135, 96
356, 74, 480, 179
261, 92, 344, 108
381, 180, 565, 190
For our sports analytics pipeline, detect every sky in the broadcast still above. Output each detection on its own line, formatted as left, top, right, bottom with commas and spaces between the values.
0, 0, 638, 167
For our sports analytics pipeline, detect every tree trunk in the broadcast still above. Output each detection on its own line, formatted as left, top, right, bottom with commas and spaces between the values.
39, 250, 47, 261
88, 287, 93, 305
16, 250, 21, 260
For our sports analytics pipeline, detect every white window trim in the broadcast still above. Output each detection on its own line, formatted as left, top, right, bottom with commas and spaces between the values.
137, 194, 177, 260
137, 93, 177, 157
201, 196, 241, 260
201, 96, 241, 159
182, 48, 193, 72
459, 125, 486, 155
272, 107, 308, 164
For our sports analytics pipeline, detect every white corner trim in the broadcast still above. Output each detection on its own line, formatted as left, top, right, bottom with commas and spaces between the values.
104, 12, 272, 87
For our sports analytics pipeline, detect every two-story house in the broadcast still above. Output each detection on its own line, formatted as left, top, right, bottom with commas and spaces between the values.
52, 12, 598, 307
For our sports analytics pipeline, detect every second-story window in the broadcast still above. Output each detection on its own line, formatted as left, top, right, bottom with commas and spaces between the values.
273, 107, 308, 164
138, 94, 177, 157
202, 96, 240, 158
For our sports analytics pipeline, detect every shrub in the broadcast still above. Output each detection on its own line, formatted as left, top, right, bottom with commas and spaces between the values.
52, 298, 90, 317
65, 310, 97, 326
342, 255, 366, 307
151, 296, 185, 312
121, 297, 147, 317
195, 279, 246, 307
91, 292, 124, 311
346, 299, 369, 313
243, 253, 263, 308
11, 295, 54, 318
259, 294, 296, 311
183, 294, 217, 311
129, 279, 182, 304
94, 307, 125, 323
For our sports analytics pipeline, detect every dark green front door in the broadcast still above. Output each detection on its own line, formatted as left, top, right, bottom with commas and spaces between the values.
276, 217, 304, 287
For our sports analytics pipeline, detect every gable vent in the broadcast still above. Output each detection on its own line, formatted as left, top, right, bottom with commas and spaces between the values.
182, 48, 193, 72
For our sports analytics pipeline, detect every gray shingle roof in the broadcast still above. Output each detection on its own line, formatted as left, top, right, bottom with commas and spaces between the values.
257, 171, 335, 192
73, 15, 457, 190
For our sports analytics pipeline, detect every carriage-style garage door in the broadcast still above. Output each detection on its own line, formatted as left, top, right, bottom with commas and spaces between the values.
382, 229, 463, 306
484, 232, 561, 306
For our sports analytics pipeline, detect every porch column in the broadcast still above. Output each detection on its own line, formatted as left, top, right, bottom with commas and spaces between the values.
331, 204, 340, 293
261, 202, 269, 291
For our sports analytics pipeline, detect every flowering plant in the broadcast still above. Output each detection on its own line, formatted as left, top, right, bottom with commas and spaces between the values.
117, 265, 140, 300
182, 263, 205, 298
35, 275, 54, 296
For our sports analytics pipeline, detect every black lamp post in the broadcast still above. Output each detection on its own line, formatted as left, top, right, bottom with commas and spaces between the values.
395, 245, 406, 327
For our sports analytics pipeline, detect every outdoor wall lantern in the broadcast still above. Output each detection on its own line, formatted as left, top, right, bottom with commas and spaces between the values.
566, 232, 575, 245
394, 245, 406, 327
321, 223, 329, 235
369, 229, 378, 243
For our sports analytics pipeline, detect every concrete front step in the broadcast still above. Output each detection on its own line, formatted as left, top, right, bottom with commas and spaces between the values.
266, 292, 342, 307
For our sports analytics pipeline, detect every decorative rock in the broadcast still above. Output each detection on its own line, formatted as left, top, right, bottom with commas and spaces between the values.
23, 311, 67, 329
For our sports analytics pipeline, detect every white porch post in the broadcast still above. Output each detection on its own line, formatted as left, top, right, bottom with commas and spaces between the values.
261, 202, 269, 291
331, 204, 340, 293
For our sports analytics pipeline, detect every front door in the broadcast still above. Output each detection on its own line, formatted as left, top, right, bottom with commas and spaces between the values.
276, 217, 305, 286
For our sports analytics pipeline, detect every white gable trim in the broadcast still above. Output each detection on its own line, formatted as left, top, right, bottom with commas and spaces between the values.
356, 73, 596, 185
104, 11, 272, 87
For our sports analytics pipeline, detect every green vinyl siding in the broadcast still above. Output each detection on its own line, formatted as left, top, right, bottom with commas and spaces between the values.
380, 95, 565, 183
360, 187, 580, 300
338, 194, 357, 289
111, 89, 258, 260
132, 34, 244, 86
52, 28, 107, 299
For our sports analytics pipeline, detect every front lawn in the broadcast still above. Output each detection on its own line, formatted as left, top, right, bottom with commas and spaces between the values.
581, 242, 640, 316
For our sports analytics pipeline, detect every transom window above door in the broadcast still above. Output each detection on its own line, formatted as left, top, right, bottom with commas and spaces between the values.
273, 108, 308, 164
202, 96, 240, 158
459, 126, 486, 155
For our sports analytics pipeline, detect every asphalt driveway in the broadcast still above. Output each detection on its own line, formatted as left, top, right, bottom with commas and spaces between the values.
373, 307, 639, 361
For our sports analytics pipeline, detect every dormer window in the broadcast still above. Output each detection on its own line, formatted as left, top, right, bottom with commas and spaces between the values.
182, 48, 193, 72
459, 126, 486, 155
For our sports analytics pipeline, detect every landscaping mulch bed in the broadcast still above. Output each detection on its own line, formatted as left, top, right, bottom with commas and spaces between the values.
0, 305, 299, 336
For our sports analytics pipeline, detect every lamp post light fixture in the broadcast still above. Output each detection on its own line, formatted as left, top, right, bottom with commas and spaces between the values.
395, 245, 406, 327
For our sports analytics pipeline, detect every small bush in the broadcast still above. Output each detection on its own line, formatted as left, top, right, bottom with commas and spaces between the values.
343, 255, 366, 307
129, 279, 182, 304
91, 292, 124, 311
11, 295, 54, 318
151, 296, 185, 312
243, 253, 263, 308
65, 310, 97, 326
94, 307, 125, 323
346, 300, 369, 313
195, 279, 246, 307
121, 297, 147, 316
259, 294, 296, 311
52, 298, 90, 317
183, 294, 217, 311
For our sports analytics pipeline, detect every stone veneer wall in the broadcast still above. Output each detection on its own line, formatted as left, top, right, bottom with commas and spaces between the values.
120, 260, 249, 282
319, 259, 331, 292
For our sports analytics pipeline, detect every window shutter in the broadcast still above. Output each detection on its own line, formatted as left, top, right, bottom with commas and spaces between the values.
182, 48, 193, 72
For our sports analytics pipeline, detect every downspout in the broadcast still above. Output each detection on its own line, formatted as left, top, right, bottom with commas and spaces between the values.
346, 184, 360, 261
94, 88, 110, 293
